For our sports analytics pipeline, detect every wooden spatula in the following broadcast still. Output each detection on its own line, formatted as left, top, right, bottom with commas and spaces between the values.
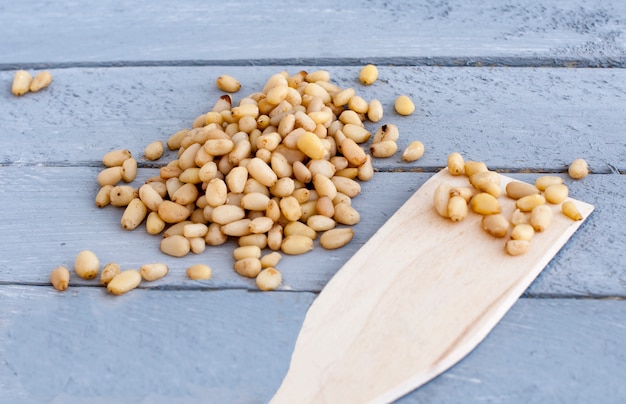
271, 169, 593, 404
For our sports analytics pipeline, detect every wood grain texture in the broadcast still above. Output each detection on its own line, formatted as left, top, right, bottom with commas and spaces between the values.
1, 0, 625, 66
1, 286, 624, 403
1, 66, 625, 171
0, 168, 623, 298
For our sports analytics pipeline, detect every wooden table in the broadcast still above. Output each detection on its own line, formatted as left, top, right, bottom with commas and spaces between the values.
1, 1, 625, 402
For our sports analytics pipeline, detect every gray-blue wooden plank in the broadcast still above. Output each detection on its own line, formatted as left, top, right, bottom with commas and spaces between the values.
0, 167, 623, 298
1, 287, 624, 403
1, 0, 625, 66
1, 66, 625, 171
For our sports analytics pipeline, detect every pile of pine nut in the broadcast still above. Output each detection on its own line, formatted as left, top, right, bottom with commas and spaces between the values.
434, 153, 588, 256
52, 66, 425, 294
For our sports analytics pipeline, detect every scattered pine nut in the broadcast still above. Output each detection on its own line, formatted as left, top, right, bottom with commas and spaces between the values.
568, 158, 589, 180
50, 266, 70, 291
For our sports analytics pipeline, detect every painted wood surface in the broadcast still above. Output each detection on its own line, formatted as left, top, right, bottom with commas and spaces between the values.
1, 0, 625, 67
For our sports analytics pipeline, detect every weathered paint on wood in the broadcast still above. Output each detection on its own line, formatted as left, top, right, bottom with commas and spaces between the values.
1, 66, 625, 172
1, 0, 625, 67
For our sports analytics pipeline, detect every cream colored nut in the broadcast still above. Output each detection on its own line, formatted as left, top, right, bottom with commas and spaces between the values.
510, 224, 535, 241
394, 95, 415, 116
266, 84, 289, 105
107, 270, 142, 295
340, 138, 367, 166
187, 264, 212, 280
144, 140, 164, 161
233, 257, 262, 278
334, 202, 360, 225
339, 110, 363, 126
121, 157, 138, 183
370, 140, 398, 158
372, 124, 399, 143
312, 174, 337, 200
535, 176, 563, 191
530, 204, 552, 232
183, 223, 209, 238
74, 250, 100, 280
267, 223, 284, 251
307, 159, 336, 179
205, 178, 228, 207
471, 174, 502, 198
342, 124, 371, 144
171, 183, 199, 205
510, 208, 529, 225
256, 268, 282, 291
190, 237, 206, 255
470, 193, 501, 215
270, 177, 296, 197
304, 82, 331, 104
367, 99, 383, 122
284, 221, 317, 240
11, 70, 32, 96
305, 69, 330, 83
238, 234, 268, 249
146, 212, 166, 235
110, 185, 138, 207
260, 252, 283, 268
296, 131, 326, 160
102, 149, 132, 167
315, 196, 335, 217
241, 192, 271, 211
544, 184, 569, 204
347, 95, 369, 114
140, 263, 169, 281
281, 235, 314, 255
160, 235, 191, 257
332, 87, 356, 107
330, 176, 361, 198
482, 214, 510, 238
359, 64, 379, 85
506, 181, 540, 200
221, 219, 252, 237
205, 223, 228, 246
247, 157, 278, 187
307, 214, 336, 232
447, 195, 468, 222
163, 221, 193, 238
139, 184, 164, 211
464, 161, 488, 177
29, 71, 53, 92
225, 166, 248, 194
562, 201, 583, 221
158, 200, 191, 223
447, 152, 465, 176
121, 198, 148, 230
320, 228, 355, 250
357, 154, 374, 182
216, 74, 241, 93
100, 262, 121, 285
204, 138, 235, 156
211, 205, 246, 225
402, 141, 425, 162
433, 182, 452, 218
211, 94, 233, 112
505, 239, 530, 256
516, 194, 546, 212
97, 166, 123, 186
249, 216, 274, 234
50, 266, 70, 291
95, 185, 114, 208
568, 158, 589, 180
449, 186, 475, 203
233, 245, 262, 261
279, 196, 302, 221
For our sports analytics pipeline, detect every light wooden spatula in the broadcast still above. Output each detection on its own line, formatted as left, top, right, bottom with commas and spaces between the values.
272, 169, 593, 404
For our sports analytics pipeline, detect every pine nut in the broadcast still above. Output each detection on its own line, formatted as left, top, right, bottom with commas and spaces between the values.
267, 224, 283, 251
183, 223, 209, 238
247, 157, 278, 187
315, 196, 335, 217
29, 71, 53, 92
256, 268, 282, 291
367, 99, 383, 122
98, 166, 124, 186
110, 185, 138, 207
107, 270, 142, 295
233, 245, 262, 261
74, 250, 100, 280
96, 185, 114, 208
535, 176, 563, 191
140, 263, 169, 281
450, 186, 476, 203
160, 235, 190, 257
281, 235, 314, 255
100, 262, 121, 285
544, 184, 569, 204
568, 158, 589, 179
447, 152, 465, 175
320, 228, 355, 250
249, 216, 274, 234
144, 140, 164, 161
50, 266, 70, 291
146, 211, 166, 235
120, 198, 148, 230
103, 149, 132, 167
186, 264, 212, 280
241, 192, 271, 211
516, 194, 546, 212
482, 214, 510, 238
296, 131, 326, 159
334, 202, 360, 225
505, 239, 530, 256
284, 221, 317, 239
357, 155, 374, 181
447, 195, 468, 222
510, 224, 535, 241
402, 141, 425, 162
333, 88, 356, 107
470, 193, 501, 215
342, 124, 371, 144
221, 219, 252, 237
211, 204, 246, 225
205, 223, 228, 246
233, 257, 262, 278
157, 200, 191, 223
464, 161, 488, 177
139, 184, 164, 211
510, 209, 529, 225
433, 182, 452, 218
394, 95, 415, 116
562, 201, 582, 221
506, 181, 540, 200
359, 64, 379, 85
238, 233, 268, 249
370, 140, 398, 158
11, 70, 32, 96
260, 252, 282, 268
530, 204, 552, 232
190, 237, 206, 253
216, 75, 241, 93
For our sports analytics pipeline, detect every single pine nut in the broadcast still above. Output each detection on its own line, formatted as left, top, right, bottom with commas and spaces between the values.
204, 138, 235, 156
331, 176, 361, 197
103, 149, 132, 167
205, 178, 228, 207
530, 204, 552, 232
471, 173, 502, 198
163, 221, 193, 238
510, 208, 529, 225
284, 221, 317, 240
359, 64, 379, 85
447, 195, 468, 222
260, 252, 282, 268
216, 75, 241, 93
313, 174, 338, 200
544, 184, 569, 204
510, 224, 535, 241
433, 182, 452, 218
348, 95, 369, 114
29, 71, 53, 92
95, 185, 114, 208
568, 158, 589, 179
367, 99, 383, 122
482, 214, 510, 238
372, 124, 400, 143
171, 183, 199, 205
183, 223, 209, 238
332, 87, 356, 107
506, 239, 530, 256
75, 250, 100, 280
140, 263, 169, 281
160, 235, 191, 257
394, 95, 415, 116
121, 198, 147, 231
167, 128, 190, 150
11, 70, 32, 96
210, 205, 245, 225
107, 270, 142, 295
447, 153, 465, 175
221, 219, 252, 237
342, 124, 371, 143
506, 181, 540, 200
247, 157, 278, 187
187, 264, 212, 280
464, 161, 488, 177
296, 131, 326, 159
233, 245, 262, 261
340, 138, 367, 166
249, 216, 274, 234
100, 262, 121, 285
562, 201, 582, 221
121, 157, 137, 183
402, 141, 425, 162
256, 268, 282, 291
470, 193, 501, 215
357, 154, 374, 181
320, 228, 354, 250
535, 176, 563, 191
189, 238, 206, 253
98, 166, 124, 186
238, 233, 268, 249
144, 140, 164, 161
450, 186, 476, 203
516, 194, 546, 212
315, 196, 335, 217
334, 202, 360, 225
267, 224, 283, 251
146, 212, 166, 235
205, 223, 228, 246
50, 266, 70, 291
139, 184, 163, 211
233, 257, 262, 278
158, 200, 191, 223
110, 185, 138, 207
370, 140, 398, 158
281, 235, 314, 255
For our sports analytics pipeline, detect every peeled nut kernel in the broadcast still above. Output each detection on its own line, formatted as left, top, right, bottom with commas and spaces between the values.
121, 198, 148, 230
511, 208, 529, 225
544, 184, 569, 204
233, 245, 262, 261
144, 140, 164, 161
97, 166, 123, 186
506, 239, 531, 256
187, 264, 212, 280
402, 141, 425, 162
334, 202, 360, 225
516, 194, 546, 212
281, 235, 314, 255
568, 158, 589, 180
370, 140, 398, 158
95, 185, 114, 208
482, 214, 510, 238
260, 252, 283, 268
30, 71, 53, 92
284, 221, 317, 240
464, 161, 488, 177
447, 195, 468, 222
372, 124, 399, 143
450, 186, 475, 203
234, 257, 263, 278
140, 263, 169, 281
510, 224, 535, 241
256, 268, 283, 291
447, 152, 465, 176
562, 201, 583, 221
110, 185, 138, 207
535, 176, 563, 191
75, 250, 100, 280
359, 64, 379, 85
158, 200, 191, 223
50, 266, 70, 291
107, 270, 142, 295
394, 95, 415, 116
146, 212, 166, 235
367, 99, 384, 122
506, 181, 540, 200
160, 235, 191, 257
530, 204, 552, 232
216, 74, 241, 93
320, 228, 355, 250
433, 182, 452, 218
470, 193, 501, 215
11, 70, 32, 96
100, 262, 121, 285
